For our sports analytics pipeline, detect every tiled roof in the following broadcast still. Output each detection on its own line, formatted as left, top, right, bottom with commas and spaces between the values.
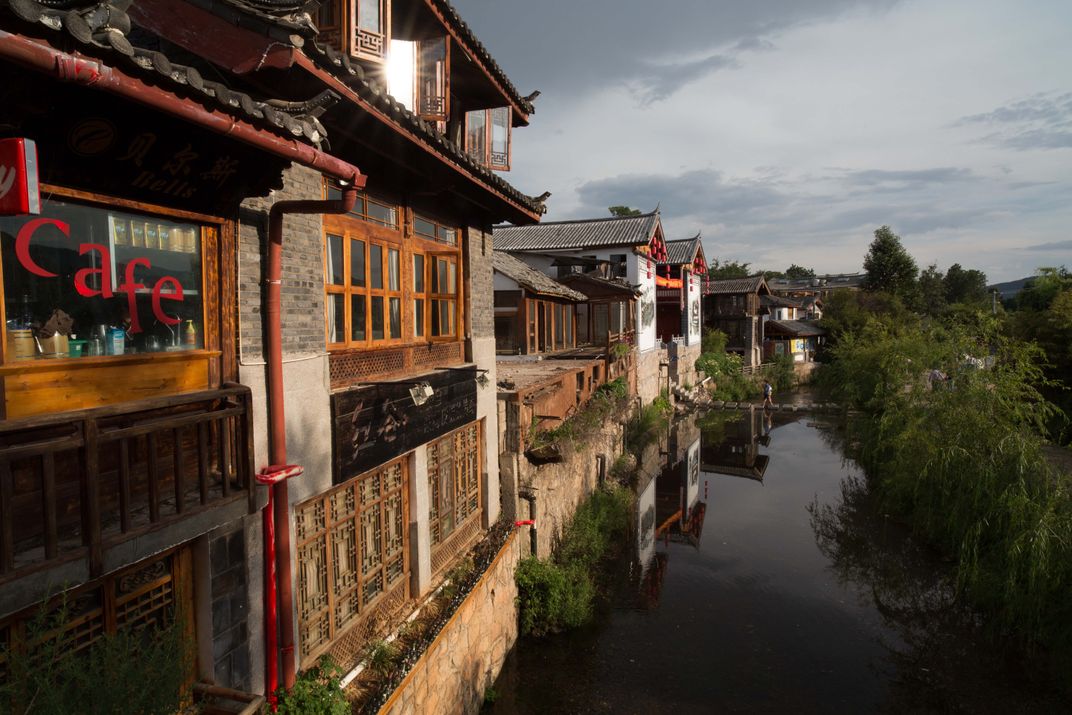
303, 38, 548, 216
428, 0, 536, 116
494, 211, 660, 252
558, 273, 642, 298
3, 0, 331, 146
765, 320, 826, 337
493, 253, 586, 301
705, 276, 769, 295
768, 273, 867, 291
660, 236, 700, 266
761, 294, 803, 309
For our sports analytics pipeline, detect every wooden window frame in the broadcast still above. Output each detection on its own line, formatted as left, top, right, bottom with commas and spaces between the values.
417, 36, 450, 123
351, 0, 391, 63
295, 456, 409, 665
464, 107, 512, 171
323, 182, 462, 350
0, 185, 230, 419
428, 421, 482, 548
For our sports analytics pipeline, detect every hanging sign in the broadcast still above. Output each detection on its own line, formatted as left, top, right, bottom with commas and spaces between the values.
0, 138, 41, 216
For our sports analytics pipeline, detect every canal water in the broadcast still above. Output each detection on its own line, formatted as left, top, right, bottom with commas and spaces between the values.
490, 410, 1068, 714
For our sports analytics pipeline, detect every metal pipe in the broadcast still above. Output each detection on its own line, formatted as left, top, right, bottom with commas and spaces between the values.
0, 31, 365, 184
518, 491, 538, 556
262, 488, 278, 706
266, 189, 358, 690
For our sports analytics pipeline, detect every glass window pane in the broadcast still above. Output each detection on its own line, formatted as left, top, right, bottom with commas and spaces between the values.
414, 298, 424, 337
447, 261, 457, 294
366, 199, 397, 228
328, 294, 345, 343
350, 239, 365, 287
1, 200, 204, 359
431, 299, 441, 336
327, 184, 342, 201
414, 217, 436, 239
388, 249, 400, 291
371, 296, 385, 340
437, 226, 456, 246
439, 300, 452, 336
351, 294, 366, 341
418, 37, 447, 118
370, 244, 383, 289
357, 0, 381, 32
436, 259, 447, 294
389, 297, 401, 339
413, 254, 425, 293
490, 106, 510, 166
466, 110, 487, 162
327, 234, 344, 285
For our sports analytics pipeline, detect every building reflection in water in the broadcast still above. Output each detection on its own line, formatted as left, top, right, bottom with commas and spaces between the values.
700, 407, 771, 482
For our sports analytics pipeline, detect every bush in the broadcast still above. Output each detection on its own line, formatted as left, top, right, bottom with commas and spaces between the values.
515, 486, 634, 636
825, 317, 1072, 661
528, 378, 630, 454
276, 655, 350, 715
625, 397, 672, 453
0, 602, 193, 715
695, 329, 760, 400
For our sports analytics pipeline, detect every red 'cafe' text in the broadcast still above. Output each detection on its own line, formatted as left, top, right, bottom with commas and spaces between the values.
15, 217, 185, 334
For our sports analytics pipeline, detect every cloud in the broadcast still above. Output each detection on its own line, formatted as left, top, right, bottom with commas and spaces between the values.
629, 54, 738, 105
957, 91, 1072, 151
838, 167, 978, 187
1023, 239, 1072, 251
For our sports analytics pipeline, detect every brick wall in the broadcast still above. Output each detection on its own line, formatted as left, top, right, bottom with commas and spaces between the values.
464, 226, 494, 342
238, 164, 326, 361
210, 528, 251, 691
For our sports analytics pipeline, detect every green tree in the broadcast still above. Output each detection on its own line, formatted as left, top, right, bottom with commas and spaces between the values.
1014, 266, 1071, 311
708, 259, 752, 280
918, 263, 947, 315
608, 205, 642, 217
862, 225, 918, 301
785, 264, 816, 280
943, 263, 988, 305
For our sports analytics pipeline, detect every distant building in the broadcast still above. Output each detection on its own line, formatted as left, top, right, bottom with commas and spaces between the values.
704, 276, 770, 367
768, 272, 866, 299
655, 235, 707, 346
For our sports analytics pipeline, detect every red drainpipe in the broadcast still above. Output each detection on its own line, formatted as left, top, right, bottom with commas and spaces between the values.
264, 189, 359, 694
0, 29, 369, 702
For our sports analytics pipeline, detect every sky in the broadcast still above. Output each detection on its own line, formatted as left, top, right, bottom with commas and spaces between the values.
453, 0, 1072, 283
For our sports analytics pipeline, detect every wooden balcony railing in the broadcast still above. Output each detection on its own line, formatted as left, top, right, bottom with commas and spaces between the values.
0, 383, 256, 581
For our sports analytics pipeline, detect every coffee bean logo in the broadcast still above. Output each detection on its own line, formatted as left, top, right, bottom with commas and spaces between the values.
68, 118, 116, 156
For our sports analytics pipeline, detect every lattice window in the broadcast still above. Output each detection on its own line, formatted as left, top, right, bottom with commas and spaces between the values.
296, 458, 409, 663
428, 422, 482, 548
0, 549, 189, 675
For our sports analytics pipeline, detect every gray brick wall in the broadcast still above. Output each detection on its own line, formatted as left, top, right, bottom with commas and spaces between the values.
210, 528, 251, 692
239, 164, 325, 361
465, 225, 494, 341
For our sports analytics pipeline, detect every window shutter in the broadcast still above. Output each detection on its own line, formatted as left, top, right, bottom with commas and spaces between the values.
488, 106, 511, 171
418, 37, 449, 122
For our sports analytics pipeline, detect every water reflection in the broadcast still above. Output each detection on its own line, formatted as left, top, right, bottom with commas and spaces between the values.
491, 409, 1069, 714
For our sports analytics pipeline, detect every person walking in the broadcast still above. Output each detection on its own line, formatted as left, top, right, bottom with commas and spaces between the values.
762, 379, 774, 409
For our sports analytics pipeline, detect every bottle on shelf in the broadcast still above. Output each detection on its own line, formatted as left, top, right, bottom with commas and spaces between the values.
184, 320, 197, 347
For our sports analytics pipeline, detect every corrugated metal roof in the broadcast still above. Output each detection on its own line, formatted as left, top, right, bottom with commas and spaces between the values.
493, 253, 586, 301
493, 212, 660, 251
660, 237, 700, 266
705, 276, 769, 295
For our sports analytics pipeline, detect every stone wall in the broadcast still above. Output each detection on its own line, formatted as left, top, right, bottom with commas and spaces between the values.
380, 532, 523, 715
667, 341, 701, 389
464, 226, 494, 342
503, 421, 624, 559
238, 164, 325, 361
637, 346, 668, 405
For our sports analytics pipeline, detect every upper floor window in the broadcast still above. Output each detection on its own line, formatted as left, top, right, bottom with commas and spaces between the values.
465, 107, 511, 171
418, 37, 449, 122
352, 0, 389, 61
317, 0, 339, 29
610, 254, 628, 279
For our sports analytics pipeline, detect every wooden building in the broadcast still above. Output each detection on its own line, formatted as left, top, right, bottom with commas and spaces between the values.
0, 0, 546, 703
493, 252, 586, 355
703, 276, 771, 368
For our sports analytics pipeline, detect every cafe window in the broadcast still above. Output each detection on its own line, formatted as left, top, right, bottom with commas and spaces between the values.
325, 233, 402, 347
428, 423, 481, 547
429, 254, 457, 338
1, 199, 204, 361
295, 458, 408, 662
